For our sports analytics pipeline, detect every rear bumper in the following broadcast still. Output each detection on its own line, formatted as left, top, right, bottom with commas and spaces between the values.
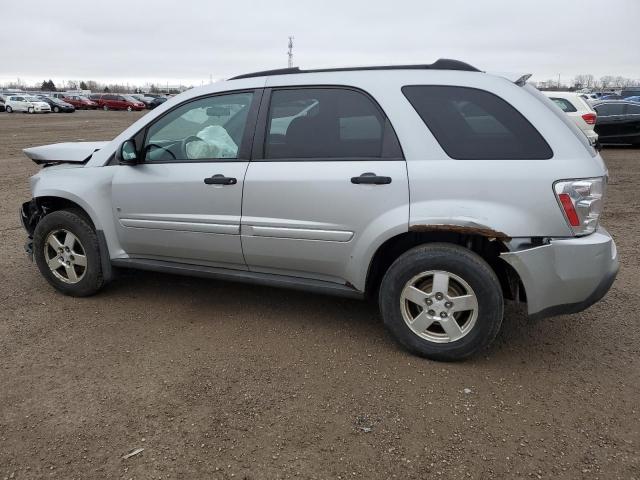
501, 227, 619, 319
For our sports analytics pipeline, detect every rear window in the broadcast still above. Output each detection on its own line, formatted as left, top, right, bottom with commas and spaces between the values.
594, 103, 626, 116
402, 85, 553, 160
550, 97, 577, 113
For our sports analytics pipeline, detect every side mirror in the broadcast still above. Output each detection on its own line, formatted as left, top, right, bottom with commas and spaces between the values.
119, 140, 139, 165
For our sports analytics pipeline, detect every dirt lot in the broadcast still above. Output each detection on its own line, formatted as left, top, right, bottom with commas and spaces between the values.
0, 110, 638, 479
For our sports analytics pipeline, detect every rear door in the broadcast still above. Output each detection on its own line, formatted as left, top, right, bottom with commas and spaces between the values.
241, 86, 408, 284
594, 103, 627, 140
111, 90, 261, 268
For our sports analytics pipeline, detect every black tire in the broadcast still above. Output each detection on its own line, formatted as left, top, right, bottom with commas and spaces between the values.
6, 106, 12, 113
53, 106, 60, 113
103, 105, 108, 111
33, 210, 105, 297
379, 243, 503, 361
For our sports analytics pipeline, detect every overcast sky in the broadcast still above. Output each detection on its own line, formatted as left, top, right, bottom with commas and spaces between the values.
1, 0, 638, 87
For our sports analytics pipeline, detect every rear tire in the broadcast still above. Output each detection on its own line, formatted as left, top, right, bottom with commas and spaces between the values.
103, 105, 108, 111
379, 243, 503, 361
28, 107, 34, 114
33, 210, 105, 297
6, 106, 12, 113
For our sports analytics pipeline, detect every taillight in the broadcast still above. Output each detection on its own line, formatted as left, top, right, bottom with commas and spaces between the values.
582, 112, 597, 125
554, 177, 605, 236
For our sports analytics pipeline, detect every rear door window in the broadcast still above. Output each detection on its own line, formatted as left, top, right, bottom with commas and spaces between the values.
402, 85, 553, 160
264, 88, 400, 159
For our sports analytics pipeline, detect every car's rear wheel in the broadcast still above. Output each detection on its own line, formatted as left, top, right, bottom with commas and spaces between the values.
127, 106, 132, 111
33, 210, 105, 297
379, 243, 503, 361
6, 106, 12, 113
28, 107, 34, 114
103, 105, 108, 111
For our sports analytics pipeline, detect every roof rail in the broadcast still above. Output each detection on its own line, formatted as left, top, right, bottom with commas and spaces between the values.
230, 58, 481, 80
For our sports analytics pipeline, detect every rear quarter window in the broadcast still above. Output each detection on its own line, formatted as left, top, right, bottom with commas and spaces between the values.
550, 97, 578, 113
402, 85, 553, 160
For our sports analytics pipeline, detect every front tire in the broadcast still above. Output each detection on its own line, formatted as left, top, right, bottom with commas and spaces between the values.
103, 105, 109, 111
53, 106, 60, 113
33, 210, 105, 297
28, 107, 34, 114
6, 106, 12, 113
379, 243, 503, 361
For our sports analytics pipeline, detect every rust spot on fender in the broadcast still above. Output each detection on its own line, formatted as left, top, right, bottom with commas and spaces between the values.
409, 224, 511, 241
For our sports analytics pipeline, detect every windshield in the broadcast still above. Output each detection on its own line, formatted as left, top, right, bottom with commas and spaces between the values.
123, 95, 138, 102
25, 96, 41, 102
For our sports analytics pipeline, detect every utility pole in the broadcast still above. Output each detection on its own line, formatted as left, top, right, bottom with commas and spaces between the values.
287, 36, 294, 68
558, 73, 561, 89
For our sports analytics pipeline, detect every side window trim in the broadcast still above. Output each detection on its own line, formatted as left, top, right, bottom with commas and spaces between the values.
136, 88, 263, 164
251, 85, 404, 162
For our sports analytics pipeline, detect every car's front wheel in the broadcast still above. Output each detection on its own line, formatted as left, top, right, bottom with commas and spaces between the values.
379, 243, 503, 361
33, 210, 105, 297
28, 107, 34, 114
53, 106, 60, 113
103, 105, 108, 111
6, 106, 12, 113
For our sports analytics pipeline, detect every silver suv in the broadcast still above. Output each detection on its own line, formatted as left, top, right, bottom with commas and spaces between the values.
20, 59, 619, 361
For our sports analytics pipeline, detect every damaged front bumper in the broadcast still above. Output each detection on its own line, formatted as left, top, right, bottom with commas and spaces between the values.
501, 227, 619, 320
20, 199, 41, 259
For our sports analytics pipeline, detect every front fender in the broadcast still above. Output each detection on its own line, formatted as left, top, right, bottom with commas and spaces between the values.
30, 166, 125, 259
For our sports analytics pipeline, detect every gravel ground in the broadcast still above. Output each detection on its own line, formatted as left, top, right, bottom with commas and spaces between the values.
0, 110, 638, 479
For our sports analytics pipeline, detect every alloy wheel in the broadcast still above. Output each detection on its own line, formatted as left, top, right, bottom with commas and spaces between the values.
400, 270, 479, 343
43, 229, 87, 284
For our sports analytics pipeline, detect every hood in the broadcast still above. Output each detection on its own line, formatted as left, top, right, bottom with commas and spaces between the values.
23, 141, 108, 165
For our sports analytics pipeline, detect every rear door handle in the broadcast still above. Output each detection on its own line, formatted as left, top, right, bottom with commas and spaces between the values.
351, 172, 392, 185
204, 174, 237, 185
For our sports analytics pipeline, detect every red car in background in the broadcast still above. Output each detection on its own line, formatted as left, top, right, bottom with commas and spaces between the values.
62, 95, 98, 110
90, 94, 145, 111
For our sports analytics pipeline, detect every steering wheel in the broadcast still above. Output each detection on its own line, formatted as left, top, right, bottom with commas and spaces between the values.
144, 143, 176, 161
181, 135, 207, 159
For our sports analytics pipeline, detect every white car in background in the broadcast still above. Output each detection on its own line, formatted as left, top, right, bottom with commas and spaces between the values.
543, 91, 597, 144
5, 95, 51, 114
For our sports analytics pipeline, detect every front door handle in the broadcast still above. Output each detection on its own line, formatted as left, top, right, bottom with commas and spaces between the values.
204, 174, 237, 185
351, 172, 392, 185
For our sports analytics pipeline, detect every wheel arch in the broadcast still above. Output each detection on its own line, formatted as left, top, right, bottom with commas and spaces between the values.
364, 227, 526, 304
26, 195, 113, 282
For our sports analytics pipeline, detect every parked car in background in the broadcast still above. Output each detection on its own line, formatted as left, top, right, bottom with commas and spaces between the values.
19, 60, 618, 361
623, 96, 640, 103
91, 94, 145, 111
543, 91, 597, 144
592, 100, 640, 146
130, 94, 156, 108
5, 95, 51, 113
37, 96, 75, 113
0, 100, 5, 112
621, 89, 640, 99
600, 94, 622, 100
148, 96, 167, 109
63, 95, 97, 110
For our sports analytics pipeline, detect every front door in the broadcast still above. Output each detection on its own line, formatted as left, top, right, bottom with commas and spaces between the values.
241, 86, 408, 285
111, 90, 260, 269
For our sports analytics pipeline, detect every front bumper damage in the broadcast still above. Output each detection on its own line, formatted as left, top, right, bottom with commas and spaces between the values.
20, 199, 44, 259
501, 227, 619, 320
